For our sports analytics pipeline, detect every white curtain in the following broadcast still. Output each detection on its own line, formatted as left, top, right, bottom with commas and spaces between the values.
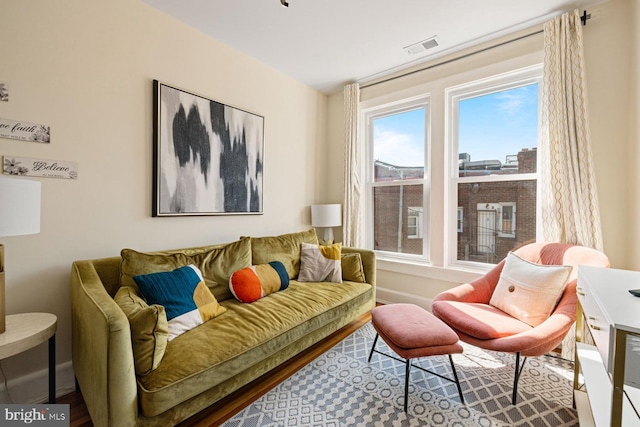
540, 10, 603, 360
343, 83, 361, 247
540, 9, 603, 251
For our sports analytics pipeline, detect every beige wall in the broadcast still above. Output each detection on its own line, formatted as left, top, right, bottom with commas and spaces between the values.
631, 0, 640, 270
327, 0, 636, 303
583, 0, 632, 268
0, 0, 327, 401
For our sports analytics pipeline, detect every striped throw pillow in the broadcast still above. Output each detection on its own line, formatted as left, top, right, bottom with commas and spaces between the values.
229, 261, 290, 303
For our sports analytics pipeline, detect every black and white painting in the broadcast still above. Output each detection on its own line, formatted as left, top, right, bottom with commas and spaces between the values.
153, 81, 264, 216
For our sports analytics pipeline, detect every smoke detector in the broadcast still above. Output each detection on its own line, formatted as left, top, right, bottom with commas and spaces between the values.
404, 36, 439, 55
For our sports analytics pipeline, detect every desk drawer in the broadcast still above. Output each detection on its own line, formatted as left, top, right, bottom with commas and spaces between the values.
577, 281, 612, 371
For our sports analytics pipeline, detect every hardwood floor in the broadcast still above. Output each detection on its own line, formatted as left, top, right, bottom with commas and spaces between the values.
59, 310, 372, 427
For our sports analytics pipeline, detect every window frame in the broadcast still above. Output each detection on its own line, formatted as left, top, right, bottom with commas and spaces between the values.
445, 64, 543, 269
363, 94, 431, 263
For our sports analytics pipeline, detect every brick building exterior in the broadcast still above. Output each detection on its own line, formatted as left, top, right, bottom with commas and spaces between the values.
373, 161, 424, 255
373, 149, 537, 263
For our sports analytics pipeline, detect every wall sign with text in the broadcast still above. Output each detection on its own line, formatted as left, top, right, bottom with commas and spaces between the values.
3, 156, 77, 179
0, 117, 50, 143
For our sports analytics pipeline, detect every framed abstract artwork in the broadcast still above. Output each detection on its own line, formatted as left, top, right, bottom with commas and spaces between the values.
153, 80, 264, 216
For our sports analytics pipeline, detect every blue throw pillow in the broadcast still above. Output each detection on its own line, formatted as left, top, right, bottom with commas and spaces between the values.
134, 265, 226, 340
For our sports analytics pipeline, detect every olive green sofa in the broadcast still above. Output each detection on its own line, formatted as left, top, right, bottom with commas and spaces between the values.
71, 229, 376, 427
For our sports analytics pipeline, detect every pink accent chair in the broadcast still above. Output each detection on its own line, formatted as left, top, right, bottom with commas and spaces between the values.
431, 242, 609, 404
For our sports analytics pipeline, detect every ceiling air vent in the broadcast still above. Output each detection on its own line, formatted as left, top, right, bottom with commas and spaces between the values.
404, 36, 439, 55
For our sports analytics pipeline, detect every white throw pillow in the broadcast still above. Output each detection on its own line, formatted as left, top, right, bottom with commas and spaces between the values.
297, 243, 343, 283
489, 252, 572, 327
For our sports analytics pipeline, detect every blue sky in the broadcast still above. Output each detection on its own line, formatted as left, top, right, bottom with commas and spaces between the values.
373, 83, 539, 167
373, 108, 425, 167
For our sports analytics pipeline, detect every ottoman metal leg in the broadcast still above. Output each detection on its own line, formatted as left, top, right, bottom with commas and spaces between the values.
404, 359, 411, 412
403, 356, 463, 412
367, 333, 379, 363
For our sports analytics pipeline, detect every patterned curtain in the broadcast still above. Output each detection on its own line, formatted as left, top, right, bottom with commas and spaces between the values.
343, 83, 361, 247
540, 10, 603, 360
540, 10, 603, 251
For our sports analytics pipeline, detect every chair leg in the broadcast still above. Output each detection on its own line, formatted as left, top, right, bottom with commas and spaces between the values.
404, 359, 411, 412
448, 355, 464, 404
367, 333, 379, 363
512, 352, 528, 405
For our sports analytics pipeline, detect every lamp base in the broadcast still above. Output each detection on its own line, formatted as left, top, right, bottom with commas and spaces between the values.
320, 228, 335, 244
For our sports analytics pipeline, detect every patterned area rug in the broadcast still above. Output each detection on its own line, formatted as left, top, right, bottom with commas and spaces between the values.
224, 323, 578, 426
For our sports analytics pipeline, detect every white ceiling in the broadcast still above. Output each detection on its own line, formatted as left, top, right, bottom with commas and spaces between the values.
143, 0, 604, 94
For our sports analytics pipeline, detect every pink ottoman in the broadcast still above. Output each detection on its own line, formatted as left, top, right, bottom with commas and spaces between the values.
368, 303, 464, 412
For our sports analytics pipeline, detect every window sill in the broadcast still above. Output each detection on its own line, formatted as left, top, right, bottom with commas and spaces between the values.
377, 256, 489, 283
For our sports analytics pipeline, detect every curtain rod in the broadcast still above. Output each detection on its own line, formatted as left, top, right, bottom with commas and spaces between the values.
360, 10, 591, 90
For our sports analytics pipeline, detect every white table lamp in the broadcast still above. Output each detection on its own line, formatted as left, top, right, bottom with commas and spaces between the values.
0, 177, 41, 333
311, 204, 341, 243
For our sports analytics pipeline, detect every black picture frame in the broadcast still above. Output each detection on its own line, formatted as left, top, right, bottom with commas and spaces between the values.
153, 80, 264, 216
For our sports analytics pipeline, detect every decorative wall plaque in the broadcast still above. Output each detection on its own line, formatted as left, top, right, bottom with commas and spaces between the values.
0, 118, 50, 143
3, 156, 77, 179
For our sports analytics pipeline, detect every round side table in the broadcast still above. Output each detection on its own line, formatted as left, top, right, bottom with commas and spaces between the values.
0, 313, 57, 403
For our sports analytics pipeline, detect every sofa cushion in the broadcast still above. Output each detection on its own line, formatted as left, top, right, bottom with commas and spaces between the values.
114, 286, 168, 376
134, 265, 227, 340
298, 242, 342, 283
340, 252, 366, 283
120, 237, 252, 302
249, 229, 319, 279
229, 261, 289, 303
135, 279, 373, 417
489, 252, 572, 327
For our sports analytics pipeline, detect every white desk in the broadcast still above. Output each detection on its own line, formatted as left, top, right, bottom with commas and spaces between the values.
0, 313, 57, 403
574, 266, 640, 427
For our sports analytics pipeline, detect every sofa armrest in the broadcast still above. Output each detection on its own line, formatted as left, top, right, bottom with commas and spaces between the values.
71, 260, 138, 427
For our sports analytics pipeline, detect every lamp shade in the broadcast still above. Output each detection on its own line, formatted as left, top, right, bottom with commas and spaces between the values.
0, 177, 41, 237
311, 204, 341, 227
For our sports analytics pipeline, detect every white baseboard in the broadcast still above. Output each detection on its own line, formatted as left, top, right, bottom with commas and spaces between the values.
375, 287, 434, 312
0, 361, 76, 404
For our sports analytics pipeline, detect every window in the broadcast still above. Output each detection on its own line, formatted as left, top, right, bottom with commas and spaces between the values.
365, 96, 429, 258
449, 66, 541, 265
407, 207, 424, 238
499, 203, 516, 237
362, 63, 542, 271
475, 202, 516, 255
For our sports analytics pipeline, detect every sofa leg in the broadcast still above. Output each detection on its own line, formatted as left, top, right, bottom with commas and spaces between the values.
367, 334, 379, 363
512, 352, 527, 405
